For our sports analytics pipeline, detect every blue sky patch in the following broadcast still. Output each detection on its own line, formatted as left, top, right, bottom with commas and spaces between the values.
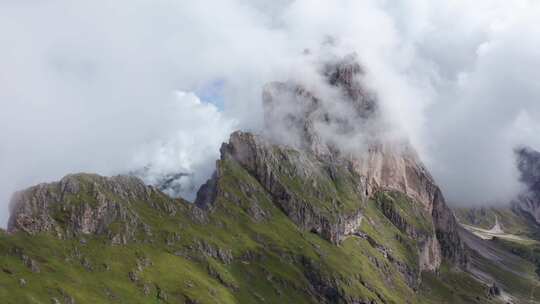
196, 79, 226, 110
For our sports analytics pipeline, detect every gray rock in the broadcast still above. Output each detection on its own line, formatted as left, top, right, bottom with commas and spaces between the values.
81, 257, 92, 271
6, 173, 176, 245
156, 286, 168, 301
22, 254, 40, 273
513, 147, 540, 223
142, 283, 152, 296
128, 271, 139, 282
215, 53, 467, 271
487, 283, 501, 297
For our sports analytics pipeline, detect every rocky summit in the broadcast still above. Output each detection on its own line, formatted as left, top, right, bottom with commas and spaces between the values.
1, 55, 539, 304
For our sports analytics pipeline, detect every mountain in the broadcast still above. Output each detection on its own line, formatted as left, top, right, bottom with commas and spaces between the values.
455, 146, 540, 235
454, 146, 540, 303
514, 147, 540, 225
1, 54, 537, 303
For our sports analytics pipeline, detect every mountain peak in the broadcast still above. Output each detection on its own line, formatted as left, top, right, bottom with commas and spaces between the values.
262, 54, 381, 158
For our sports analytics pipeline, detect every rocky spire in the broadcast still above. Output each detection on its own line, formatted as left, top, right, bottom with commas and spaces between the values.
323, 53, 377, 118
262, 52, 380, 160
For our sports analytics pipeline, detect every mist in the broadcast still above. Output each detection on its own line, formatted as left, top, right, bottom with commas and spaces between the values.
1, 0, 540, 225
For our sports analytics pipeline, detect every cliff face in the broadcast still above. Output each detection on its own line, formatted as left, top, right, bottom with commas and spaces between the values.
259, 53, 466, 269
7, 174, 182, 244
220, 131, 366, 245
262, 55, 434, 215
220, 130, 467, 271
513, 147, 540, 223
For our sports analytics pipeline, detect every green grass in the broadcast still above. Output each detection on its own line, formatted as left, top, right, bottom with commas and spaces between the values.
2, 153, 539, 303
418, 264, 502, 304
454, 206, 540, 238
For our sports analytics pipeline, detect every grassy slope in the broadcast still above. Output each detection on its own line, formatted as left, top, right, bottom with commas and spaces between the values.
453, 205, 540, 303
419, 264, 500, 304
0, 159, 533, 303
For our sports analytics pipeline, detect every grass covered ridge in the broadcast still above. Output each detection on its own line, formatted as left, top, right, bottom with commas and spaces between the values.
0, 158, 535, 303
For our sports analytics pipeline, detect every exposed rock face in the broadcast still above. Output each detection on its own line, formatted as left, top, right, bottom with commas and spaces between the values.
7, 174, 172, 243
516, 147, 540, 191
194, 171, 219, 210
513, 147, 540, 223
262, 54, 379, 158
2, 54, 536, 303
431, 190, 467, 266
219, 129, 459, 273
324, 54, 378, 118
220, 131, 365, 244
375, 191, 443, 273
419, 237, 442, 272
348, 143, 440, 212
255, 53, 466, 269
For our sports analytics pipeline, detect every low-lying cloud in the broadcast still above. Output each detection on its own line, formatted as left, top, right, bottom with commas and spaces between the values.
1, 0, 540, 225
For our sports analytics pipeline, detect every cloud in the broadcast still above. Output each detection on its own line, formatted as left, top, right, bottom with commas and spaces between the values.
407, 0, 540, 204
131, 91, 236, 200
1, 0, 540, 225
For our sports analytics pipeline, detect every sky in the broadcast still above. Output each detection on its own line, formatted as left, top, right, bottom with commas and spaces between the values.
1, 0, 540, 225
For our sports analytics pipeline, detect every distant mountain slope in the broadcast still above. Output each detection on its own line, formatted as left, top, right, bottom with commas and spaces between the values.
454, 146, 540, 239
453, 147, 540, 303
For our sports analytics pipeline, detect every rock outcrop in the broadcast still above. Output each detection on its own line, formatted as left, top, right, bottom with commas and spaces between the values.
7, 174, 177, 243
220, 131, 365, 244
513, 147, 540, 223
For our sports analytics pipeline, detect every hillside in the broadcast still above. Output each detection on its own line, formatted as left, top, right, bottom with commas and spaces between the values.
0, 144, 526, 303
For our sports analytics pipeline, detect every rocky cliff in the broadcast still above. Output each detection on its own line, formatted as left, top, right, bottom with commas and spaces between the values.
259, 53, 466, 268
513, 147, 540, 223
8, 174, 183, 244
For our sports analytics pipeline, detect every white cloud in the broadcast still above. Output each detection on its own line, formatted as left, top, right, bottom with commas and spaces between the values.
1, 0, 540, 225
131, 91, 236, 200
